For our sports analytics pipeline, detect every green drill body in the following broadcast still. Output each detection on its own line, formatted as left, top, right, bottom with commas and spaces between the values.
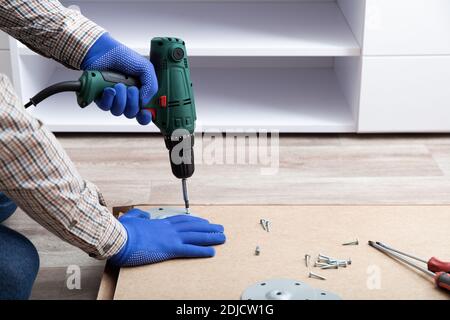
145, 37, 196, 137
76, 37, 196, 179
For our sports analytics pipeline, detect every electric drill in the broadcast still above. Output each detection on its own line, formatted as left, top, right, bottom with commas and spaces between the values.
24, 37, 196, 213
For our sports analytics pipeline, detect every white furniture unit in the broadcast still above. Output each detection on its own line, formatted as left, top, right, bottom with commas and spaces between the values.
363, 0, 450, 56
358, 0, 450, 132
2, 0, 450, 133
359, 56, 450, 132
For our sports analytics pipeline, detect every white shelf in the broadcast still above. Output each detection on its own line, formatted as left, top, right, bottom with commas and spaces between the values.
194, 67, 355, 132
25, 65, 355, 133
19, 1, 360, 57
12, 0, 363, 133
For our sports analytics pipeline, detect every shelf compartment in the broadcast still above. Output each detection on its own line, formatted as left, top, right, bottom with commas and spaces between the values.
19, 1, 360, 57
193, 66, 355, 132
20, 55, 355, 133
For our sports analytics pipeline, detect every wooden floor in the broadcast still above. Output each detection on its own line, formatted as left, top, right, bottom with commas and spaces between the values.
4, 133, 450, 299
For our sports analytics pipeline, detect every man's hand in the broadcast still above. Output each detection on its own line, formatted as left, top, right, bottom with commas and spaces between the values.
109, 209, 226, 267
81, 33, 158, 125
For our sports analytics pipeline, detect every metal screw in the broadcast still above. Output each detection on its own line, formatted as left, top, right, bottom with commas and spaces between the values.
342, 239, 359, 246
330, 259, 342, 264
330, 260, 342, 265
314, 262, 329, 268
305, 254, 311, 267
316, 254, 352, 267
318, 253, 331, 260
260, 219, 267, 231
309, 272, 326, 280
320, 263, 339, 270
255, 246, 260, 256
331, 259, 350, 267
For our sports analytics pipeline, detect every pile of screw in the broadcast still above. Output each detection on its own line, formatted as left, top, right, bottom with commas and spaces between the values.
314, 254, 352, 269
260, 219, 270, 232
254, 219, 271, 256
305, 254, 352, 280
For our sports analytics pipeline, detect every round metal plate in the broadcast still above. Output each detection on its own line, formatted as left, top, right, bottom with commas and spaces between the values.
312, 289, 342, 300
241, 279, 342, 300
241, 279, 316, 300
147, 207, 193, 219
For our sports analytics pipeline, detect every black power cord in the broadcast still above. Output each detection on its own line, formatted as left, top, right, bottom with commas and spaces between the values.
24, 81, 81, 108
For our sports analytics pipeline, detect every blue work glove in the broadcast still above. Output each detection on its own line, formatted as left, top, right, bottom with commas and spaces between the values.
109, 209, 226, 267
81, 33, 158, 125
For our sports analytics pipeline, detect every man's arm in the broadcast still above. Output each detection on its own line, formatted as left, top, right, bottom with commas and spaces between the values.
0, 0, 153, 259
0, 0, 132, 258
0, 0, 157, 123
0, 0, 104, 69
0, 74, 126, 258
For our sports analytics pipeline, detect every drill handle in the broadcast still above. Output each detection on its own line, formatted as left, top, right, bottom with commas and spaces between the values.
77, 70, 140, 108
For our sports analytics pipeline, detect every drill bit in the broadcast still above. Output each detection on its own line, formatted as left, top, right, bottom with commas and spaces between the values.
182, 178, 190, 214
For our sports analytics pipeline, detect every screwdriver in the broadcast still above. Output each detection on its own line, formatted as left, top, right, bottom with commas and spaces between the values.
368, 241, 450, 292
377, 241, 450, 273
181, 178, 190, 214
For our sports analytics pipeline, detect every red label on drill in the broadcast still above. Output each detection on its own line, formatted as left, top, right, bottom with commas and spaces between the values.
159, 96, 167, 108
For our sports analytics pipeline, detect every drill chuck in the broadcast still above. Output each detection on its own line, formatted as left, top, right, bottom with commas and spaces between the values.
164, 134, 195, 179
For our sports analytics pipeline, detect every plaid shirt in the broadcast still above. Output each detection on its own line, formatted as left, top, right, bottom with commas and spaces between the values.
0, 0, 127, 258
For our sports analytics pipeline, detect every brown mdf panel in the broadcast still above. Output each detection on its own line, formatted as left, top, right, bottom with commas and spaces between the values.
112, 205, 450, 300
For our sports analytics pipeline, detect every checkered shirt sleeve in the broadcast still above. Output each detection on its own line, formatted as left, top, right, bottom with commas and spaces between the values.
0, 75, 127, 258
0, 1, 127, 258
0, 0, 105, 69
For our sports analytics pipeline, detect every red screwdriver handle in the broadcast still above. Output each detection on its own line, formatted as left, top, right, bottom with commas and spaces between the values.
435, 272, 450, 292
428, 257, 450, 273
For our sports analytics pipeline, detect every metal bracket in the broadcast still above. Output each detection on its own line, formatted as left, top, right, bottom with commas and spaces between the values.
241, 279, 341, 300
147, 207, 193, 219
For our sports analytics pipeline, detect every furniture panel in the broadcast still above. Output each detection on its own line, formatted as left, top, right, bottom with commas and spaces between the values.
364, 0, 450, 55
359, 56, 450, 132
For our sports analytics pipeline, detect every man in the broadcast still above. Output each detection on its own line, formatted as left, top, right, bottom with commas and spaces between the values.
0, 0, 226, 299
